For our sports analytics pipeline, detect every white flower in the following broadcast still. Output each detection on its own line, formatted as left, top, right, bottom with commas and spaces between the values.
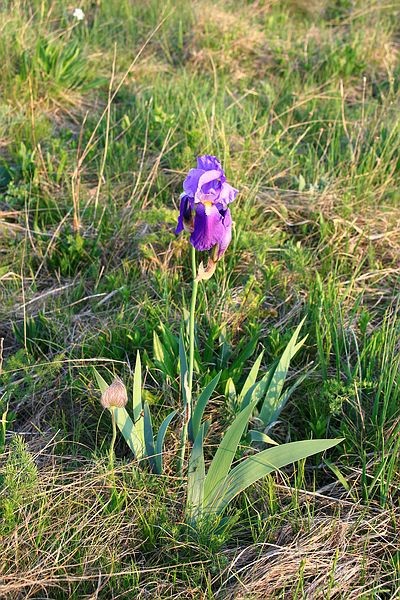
72, 8, 85, 21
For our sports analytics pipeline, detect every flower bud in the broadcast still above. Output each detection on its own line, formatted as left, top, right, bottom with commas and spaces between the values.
100, 378, 128, 409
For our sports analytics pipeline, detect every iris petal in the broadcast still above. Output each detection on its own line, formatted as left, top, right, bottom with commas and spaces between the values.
183, 169, 204, 197
196, 155, 224, 173
175, 195, 193, 234
190, 203, 225, 252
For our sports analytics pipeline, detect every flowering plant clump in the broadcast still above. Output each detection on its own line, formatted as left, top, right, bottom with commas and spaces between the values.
94, 152, 342, 533
176, 155, 238, 277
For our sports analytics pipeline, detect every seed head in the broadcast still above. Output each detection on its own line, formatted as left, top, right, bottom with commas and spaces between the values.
100, 378, 128, 409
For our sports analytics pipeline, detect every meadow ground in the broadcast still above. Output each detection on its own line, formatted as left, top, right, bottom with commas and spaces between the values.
0, 0, 399, 598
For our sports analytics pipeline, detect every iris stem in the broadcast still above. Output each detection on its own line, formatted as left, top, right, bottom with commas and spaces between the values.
188, 245, 198, 397
179, 246, 198, 478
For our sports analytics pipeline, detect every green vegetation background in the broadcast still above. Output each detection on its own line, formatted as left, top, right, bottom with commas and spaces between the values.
0, 0, 399, 598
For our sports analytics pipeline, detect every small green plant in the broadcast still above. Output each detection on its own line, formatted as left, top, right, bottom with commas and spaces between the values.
94, 353, 177, 474
0, 435, 38, 534
186, 411, 341, 524
17, 38, 103, 102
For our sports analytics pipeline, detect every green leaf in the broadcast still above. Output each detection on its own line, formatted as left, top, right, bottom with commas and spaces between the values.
154, 410, 177, 474
237, 350, 264, 407
132, 352, 146, 459
264, 370, 309, 431
133, 351, 142, 422
231, 336, 258, 373
186, 424, 206, 524
93, 368, 109, 394
259, 318, 307, 426
113, 407, 145, 459
249, 430, 279, 446
212, 438, 343, 514
203, 400, 256, 510
153, 331, 165, 364
190, 371, 221, 442
240, 368, 273, 410
153, 331, 175, 377
143, 402, 155, 471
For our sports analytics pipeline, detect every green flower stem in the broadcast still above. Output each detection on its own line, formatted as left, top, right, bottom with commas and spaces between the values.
109, 407, 117, 472
188, 245, 198, 399
179, 246, 198, 477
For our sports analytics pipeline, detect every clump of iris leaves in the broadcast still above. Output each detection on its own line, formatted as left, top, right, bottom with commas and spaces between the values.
94, 315, 341, 532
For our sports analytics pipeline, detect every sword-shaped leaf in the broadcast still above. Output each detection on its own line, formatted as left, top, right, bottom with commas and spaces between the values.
154, 410, 177, 474
143, 402, 155, 471
259, 318, 307, 426
211, 438, 343, 514
203, 400, 256, 510
237, 350, 264, 407
186, 423, 206, 525
190, 371, 221, 442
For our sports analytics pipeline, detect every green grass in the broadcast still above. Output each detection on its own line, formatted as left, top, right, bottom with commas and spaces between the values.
1, 0, 399, 597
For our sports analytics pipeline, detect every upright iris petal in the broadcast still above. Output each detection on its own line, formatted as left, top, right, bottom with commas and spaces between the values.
175, 155, 238, 259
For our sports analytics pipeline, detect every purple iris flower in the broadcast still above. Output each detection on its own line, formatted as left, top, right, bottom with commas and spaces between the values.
175, 155, 238, 259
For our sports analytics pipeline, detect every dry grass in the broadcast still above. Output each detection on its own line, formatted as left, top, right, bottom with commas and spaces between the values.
220, 505, 399, 598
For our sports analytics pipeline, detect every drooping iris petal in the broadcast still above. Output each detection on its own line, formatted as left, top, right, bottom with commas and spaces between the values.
218, 182, 238, 207
175, 194, 194, 234
190, 203, 226, 252
183, 168, 204, 197
217, 208, 232, 258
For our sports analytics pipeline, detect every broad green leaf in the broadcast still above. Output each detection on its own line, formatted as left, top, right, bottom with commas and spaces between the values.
93, 368, 108, 394
249, 430, 278, 446
154, 410, 177, 474
132, 352, 145, 459
231, 336, 258, 373
190, 371, 221, 442
203, 400, 256, 510
153, 331, 164, 364
211, 438, 343, 514
259, 318, 307, 426
186, 423, 206, 524
237, 350, 264, 407
143, 402, 156, 471
264, 370, 309, 431
133, 352, 142, 422
240, 368, 273, 411
113, 407, 145, 459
